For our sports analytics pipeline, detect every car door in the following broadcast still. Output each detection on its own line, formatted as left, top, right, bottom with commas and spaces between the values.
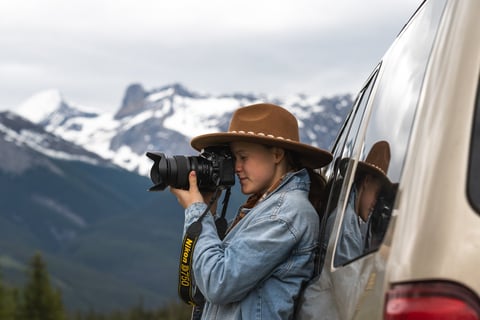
312, 1, 449, 319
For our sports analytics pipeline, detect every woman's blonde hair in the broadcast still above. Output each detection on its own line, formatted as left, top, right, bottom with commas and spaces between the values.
285, 150, 327, 217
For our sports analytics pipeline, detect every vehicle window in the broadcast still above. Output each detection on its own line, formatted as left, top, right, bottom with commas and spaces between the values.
330, 0, 448, 267
319, 67, 379, 270
468, 77, 480, 213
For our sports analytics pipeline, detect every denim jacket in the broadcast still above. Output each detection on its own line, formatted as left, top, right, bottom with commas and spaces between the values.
183, 169, 319, 319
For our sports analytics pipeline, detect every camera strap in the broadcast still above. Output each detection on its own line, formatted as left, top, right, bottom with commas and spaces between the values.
178, 187, 231, 307
215, 187, 231, 240
179, 219, 205, 306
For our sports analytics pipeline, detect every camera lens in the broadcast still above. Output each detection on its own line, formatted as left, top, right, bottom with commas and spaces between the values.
146, 147, 235, 192
172, 156, 190, 189
147, 153, 190, 190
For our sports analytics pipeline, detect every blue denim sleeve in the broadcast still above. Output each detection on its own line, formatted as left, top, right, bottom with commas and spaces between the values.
184, 203, 302, 304
334, 206, 363, 266
183, 202, 210, 235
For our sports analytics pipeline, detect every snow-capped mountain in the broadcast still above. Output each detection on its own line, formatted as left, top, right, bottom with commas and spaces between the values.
0, 111, 111, 174
15, 83, 353, 176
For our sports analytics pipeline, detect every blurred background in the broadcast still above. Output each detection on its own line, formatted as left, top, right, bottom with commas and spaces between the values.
0, 0, 420, 318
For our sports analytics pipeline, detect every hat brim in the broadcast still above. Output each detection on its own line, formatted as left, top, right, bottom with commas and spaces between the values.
191, 132, 333, 169
339, 158, 392, 188
356, 162, 392, 187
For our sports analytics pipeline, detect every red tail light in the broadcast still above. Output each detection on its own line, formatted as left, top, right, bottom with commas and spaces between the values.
385, 281, 480, 320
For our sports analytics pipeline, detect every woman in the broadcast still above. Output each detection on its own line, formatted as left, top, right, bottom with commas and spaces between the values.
326, 140, 392, 266
171, 103, 332, 319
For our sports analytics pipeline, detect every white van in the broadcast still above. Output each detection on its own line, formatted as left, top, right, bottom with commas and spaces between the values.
297, 0, 480, 318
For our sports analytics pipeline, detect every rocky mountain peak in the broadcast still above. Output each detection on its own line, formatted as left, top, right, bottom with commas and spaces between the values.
115, 83, 147, 120
115, 82, 204, 120
12, 83, 353, 176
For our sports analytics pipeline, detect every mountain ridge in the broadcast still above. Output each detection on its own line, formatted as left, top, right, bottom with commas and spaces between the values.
15, 82, 352, 176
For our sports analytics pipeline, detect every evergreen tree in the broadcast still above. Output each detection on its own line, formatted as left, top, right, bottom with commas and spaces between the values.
11, 288, 23, 320
0, 267, 16, 320
20, 252, 66, 320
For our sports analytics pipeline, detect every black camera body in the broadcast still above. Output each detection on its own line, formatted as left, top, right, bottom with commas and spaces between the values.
146, 146, 235, 192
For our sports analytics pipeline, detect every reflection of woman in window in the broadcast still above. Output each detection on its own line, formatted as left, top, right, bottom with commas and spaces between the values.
326, 141, 392, 266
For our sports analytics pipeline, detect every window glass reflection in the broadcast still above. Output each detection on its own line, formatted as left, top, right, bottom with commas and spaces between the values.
321, 69, 379, 268
331, 141, 395, 266
331, 0, 448, 266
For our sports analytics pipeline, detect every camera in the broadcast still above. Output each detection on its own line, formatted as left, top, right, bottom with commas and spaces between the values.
146, 146, 236, 192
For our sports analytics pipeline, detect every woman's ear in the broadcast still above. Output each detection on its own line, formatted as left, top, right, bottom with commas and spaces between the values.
272, 147, 286, 164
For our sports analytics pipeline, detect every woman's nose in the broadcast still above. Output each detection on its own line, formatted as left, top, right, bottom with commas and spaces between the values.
235, 160, 242, 173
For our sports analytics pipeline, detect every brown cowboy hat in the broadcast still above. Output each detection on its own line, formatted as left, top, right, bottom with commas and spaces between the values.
353, 140, 392, 187
190, 103, 333, 169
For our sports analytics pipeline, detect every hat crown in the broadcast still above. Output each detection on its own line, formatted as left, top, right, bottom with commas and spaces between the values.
190, 103, 333, 169
363, 141, 391, 176
228, 103, 300, 142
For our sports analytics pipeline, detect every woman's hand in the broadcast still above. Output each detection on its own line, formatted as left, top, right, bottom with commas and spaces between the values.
170, 171, 204, 209
170, 171, 222, 214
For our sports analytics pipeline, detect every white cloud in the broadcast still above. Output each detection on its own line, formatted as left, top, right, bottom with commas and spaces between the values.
0, 0, 421, 112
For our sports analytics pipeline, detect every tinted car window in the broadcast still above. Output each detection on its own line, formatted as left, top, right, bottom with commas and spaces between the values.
331, 0, 448, 266
468, 77, 480, 213
320, 67, 379, 269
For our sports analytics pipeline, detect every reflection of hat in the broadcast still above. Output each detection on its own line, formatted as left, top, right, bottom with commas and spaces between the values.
190, 103, 333, 169
357, 141, 391, 186
340, 141, 392, 186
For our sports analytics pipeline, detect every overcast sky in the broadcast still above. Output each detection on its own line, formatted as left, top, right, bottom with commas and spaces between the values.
0, 0, 421, 113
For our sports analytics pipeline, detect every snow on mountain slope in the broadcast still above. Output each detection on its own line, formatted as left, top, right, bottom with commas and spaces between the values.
0, 111, 111, 174
16, 90, 63, 123
14, 83, 353, 176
